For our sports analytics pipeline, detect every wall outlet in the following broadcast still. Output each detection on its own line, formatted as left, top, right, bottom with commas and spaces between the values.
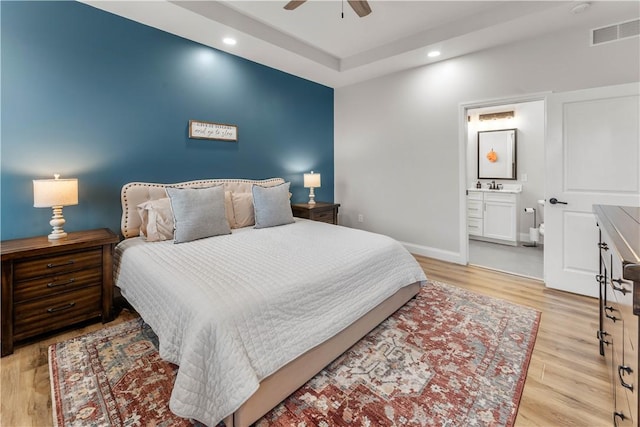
521, 173, 528, 182
358, 214, 364, 223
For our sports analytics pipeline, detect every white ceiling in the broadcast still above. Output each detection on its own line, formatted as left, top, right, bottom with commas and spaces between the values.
82, 1, 640, 88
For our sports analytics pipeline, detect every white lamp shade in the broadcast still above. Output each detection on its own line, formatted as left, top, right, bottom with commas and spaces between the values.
303, 172, 321, 188
33, 177, 78, 207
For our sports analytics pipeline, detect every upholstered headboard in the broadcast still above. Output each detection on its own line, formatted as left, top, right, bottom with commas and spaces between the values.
120, 178, 285, 238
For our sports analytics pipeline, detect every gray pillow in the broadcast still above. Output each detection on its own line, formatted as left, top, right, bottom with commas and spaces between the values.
166, 185, 231, 243
252, 182, 294, 229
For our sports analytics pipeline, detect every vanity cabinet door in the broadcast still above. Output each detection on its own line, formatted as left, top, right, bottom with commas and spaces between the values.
483, 201, 517, 242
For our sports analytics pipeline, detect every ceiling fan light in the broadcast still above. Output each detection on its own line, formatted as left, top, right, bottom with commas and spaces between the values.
428, 51, 441, 58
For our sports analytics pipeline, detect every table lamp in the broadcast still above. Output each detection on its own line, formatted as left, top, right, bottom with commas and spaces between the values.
303, 171, 321, 205
33, 174, 78, 240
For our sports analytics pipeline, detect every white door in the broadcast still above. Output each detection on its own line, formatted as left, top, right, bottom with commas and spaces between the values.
545, 83, 640, 297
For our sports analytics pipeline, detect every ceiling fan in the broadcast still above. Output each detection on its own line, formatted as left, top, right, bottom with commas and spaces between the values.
284, 0, 372, 18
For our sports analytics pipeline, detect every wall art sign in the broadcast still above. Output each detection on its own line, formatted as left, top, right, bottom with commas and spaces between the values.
189, 120, 238, 141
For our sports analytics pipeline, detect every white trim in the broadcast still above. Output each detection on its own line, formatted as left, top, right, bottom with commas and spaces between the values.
458, 91, 550, 267
401, 241, 464, 265
457, 103, 469, 266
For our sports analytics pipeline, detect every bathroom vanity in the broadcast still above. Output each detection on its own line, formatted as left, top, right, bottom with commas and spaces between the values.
467, 186, 521, 246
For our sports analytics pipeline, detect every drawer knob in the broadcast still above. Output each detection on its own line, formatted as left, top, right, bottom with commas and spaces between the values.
618, 365, 634, 391
47, 278, 75, 288
47, 260, 75, 269
46, 302, 75, 313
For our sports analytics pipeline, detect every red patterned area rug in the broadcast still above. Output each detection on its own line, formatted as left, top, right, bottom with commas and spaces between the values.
49, 281, 540, 427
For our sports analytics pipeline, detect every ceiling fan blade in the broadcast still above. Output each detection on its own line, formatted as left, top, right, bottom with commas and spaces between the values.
347, 0, 371, 17
284, 0, 307, 11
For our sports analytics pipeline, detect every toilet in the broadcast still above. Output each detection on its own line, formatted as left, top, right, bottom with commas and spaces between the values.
537, 199, 545, 236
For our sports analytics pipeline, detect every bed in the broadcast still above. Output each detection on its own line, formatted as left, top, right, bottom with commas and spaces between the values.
114, 177, 427, 427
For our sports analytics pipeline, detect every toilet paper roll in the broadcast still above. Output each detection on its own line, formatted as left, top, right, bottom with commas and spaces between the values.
529, 227, 540, 242
524, 207, 535, 213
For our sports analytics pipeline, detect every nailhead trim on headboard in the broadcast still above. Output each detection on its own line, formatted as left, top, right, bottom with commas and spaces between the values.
120, 178, 285, 238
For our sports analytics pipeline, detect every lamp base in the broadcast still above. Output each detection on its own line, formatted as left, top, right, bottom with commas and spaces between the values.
48, 206, 68, 241
307, 187, 316, 205
48, 231, 68, 240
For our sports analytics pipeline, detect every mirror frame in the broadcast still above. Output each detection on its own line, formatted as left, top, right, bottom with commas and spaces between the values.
477, 128, 517, 180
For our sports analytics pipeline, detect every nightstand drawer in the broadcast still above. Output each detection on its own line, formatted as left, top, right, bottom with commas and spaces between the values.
14, 267, 102, 303
14, 249, 102, 281
291, 202, 340, 225
312, 210, 335, 223
14, 285, 101, 340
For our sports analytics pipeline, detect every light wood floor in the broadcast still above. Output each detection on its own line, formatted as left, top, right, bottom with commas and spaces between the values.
1, 256, 611, 426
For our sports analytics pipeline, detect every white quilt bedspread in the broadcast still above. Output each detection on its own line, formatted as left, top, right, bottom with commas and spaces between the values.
114, 219, 426, 426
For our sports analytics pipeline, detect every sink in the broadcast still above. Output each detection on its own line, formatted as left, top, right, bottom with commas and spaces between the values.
469, 184, 522, 194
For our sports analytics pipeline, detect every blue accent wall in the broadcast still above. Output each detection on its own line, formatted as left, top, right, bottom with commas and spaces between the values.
1, 1, 334, 240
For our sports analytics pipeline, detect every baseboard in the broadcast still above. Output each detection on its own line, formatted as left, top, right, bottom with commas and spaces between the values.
519, 232, 544, 245
400, 241, 463, 265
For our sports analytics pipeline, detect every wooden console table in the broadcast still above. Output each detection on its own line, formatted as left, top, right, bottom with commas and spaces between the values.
594, 205, 640, 426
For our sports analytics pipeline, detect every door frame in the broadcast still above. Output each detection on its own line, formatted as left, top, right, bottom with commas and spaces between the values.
457, 92, 549, 266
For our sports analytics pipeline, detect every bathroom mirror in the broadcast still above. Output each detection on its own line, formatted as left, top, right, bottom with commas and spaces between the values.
478, 128, 517, 180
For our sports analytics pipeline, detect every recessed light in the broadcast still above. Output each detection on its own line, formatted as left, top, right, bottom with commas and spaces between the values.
427, 51, 441, 58
223, 38, 237, 46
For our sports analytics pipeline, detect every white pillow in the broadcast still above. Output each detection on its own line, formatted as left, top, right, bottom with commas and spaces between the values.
137, 198, 174, 242
231, 192, 255, 228
223, 191, 236, 228
252, 182, 294, 229
166, 185, 231, 243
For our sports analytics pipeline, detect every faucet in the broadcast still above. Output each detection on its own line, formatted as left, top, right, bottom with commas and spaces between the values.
491, 180, 496, 190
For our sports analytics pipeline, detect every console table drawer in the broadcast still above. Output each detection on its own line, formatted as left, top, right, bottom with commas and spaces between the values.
14, 249, 102, 281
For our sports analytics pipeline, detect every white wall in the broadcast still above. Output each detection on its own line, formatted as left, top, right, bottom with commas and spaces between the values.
335, 20, 639, 263
467, 101, 545, 241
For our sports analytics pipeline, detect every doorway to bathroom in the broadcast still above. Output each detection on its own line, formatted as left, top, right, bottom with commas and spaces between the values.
464, 98, 545, 279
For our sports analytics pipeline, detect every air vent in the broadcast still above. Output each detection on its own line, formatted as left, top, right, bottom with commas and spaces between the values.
592, 19, 640, 46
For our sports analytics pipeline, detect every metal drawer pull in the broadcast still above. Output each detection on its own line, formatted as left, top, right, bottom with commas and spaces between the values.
47, 260, 75, 269
611, 280, 629, 295
614, 411, 626, 427
605, 306, 619, 322
618, 365, 634, 391
597, 330, 611, 346
47, 278, 75, 288
46, 302, 75, 313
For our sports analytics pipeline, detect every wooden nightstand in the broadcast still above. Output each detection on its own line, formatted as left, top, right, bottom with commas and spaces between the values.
1, 228, 119, 356
291, 202, 340, 225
